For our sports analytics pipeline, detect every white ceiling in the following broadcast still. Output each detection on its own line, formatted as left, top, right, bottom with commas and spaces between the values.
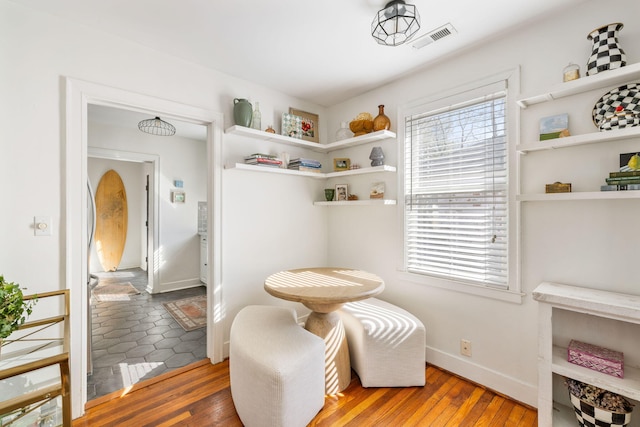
16, 0, 588, 108
88, 104, 208, 141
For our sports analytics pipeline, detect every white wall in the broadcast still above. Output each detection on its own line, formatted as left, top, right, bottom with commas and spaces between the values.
324, 0, 640, 406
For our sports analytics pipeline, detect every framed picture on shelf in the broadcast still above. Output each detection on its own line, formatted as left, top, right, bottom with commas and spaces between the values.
333, 158, 351, 171
335, 184, 348, 201
539, 113, 570, 140
171, 191, 186, 203
370, 182, 385, 199
289, 108, 319, 143
619, 152, 640, 172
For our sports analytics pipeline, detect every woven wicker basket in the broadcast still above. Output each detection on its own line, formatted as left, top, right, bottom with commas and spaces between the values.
569, 392, 632, 427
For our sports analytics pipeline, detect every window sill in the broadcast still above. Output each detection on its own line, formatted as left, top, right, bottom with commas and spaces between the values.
399, 271, 524, 304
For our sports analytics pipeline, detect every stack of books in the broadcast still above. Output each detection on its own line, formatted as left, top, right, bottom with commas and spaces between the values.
244, 153, 282, 168
287, 158, 321, 172
602, 171, 640, 191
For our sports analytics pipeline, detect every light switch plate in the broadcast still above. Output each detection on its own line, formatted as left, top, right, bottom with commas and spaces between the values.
34, 216, 52, 236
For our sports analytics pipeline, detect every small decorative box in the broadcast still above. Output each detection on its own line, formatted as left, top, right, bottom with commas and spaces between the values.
567, 340, 624, 378
545, 182, 572, 193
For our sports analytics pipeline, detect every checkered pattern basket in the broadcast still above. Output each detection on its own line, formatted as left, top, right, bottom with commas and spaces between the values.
569, 392, 632, 427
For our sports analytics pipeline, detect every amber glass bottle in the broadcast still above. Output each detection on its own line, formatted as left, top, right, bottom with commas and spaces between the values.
373, 105, 390, 131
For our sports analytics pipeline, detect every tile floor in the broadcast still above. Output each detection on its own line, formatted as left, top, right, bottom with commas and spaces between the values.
87, 268, 207, 401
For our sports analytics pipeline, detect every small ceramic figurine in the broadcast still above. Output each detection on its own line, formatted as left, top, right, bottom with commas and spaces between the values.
369, 146, 385, 167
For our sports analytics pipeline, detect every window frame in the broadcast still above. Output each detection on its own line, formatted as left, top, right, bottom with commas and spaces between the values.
396, 69, 523, 303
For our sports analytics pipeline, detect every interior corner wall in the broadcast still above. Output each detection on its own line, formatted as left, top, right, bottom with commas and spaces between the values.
323, 0, 640, 406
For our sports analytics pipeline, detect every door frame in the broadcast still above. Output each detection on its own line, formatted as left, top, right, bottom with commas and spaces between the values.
65, 77, 224, 418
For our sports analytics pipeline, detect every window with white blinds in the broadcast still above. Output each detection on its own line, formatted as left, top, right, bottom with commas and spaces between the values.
404, 89, 508, 289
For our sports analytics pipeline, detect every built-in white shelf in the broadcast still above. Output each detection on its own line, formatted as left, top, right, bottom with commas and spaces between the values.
313, 199, 396, 206
533, 281, 640, 322
517, 62, 640, 108
517, 126, 640, 153
552, 345, 640, 401
517, 190, 640, 201
226, 163, 395, 178
224, 125, 396, 153
533, 281, 640, 426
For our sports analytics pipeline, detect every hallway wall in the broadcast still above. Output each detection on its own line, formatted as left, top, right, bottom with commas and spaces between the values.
88, 122, 207, 292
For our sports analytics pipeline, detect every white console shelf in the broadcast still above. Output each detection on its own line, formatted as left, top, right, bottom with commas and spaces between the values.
533, 282, 640, 426
225, 125, 396, 153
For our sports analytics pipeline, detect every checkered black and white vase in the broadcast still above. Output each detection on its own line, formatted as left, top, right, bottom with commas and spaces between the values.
570, 393, 632, 427
586, 22, 626, 76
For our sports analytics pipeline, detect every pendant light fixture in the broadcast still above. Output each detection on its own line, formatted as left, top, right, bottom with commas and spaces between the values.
138, 116, 176, 136
371, 0, 421, 47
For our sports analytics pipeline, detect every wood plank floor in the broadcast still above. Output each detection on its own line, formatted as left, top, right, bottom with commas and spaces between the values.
73, 359, 537, 426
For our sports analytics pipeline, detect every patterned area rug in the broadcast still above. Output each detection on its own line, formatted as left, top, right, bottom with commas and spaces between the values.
92, 282, 141, 302
163, 295, 207, 331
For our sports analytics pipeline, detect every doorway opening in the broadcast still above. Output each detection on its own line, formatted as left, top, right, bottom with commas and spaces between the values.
85, 111, 209, 400
66, 77, 224, 418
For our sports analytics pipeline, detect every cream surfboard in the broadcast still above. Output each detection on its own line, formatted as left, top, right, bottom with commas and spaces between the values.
95, 169, 128, 272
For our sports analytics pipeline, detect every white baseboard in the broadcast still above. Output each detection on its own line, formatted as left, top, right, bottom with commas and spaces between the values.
157, 278, 204, 293
426, 346, 537, 407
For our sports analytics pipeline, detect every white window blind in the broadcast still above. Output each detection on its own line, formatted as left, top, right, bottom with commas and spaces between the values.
404, 90, 508, 288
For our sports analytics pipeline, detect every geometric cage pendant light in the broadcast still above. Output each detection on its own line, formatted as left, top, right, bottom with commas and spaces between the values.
138, 116, 176, 136
371, 0, 421, 47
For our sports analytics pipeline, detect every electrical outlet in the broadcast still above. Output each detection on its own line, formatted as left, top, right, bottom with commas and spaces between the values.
460, 339, 472, 357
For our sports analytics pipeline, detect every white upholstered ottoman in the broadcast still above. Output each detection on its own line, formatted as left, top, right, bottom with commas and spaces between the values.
339, 298, 426, 388
229, 305, 325, 427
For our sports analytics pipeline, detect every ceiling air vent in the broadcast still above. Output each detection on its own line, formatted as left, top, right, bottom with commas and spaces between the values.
411, 23, 457, 49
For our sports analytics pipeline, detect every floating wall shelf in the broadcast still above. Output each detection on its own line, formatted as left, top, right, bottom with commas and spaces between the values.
517, 62, 640, 108
517, 190, 640, 202
226, 163, 396, 179
313, 199, 396, 206
225, 125, 396, 153
517, 126, 640, 154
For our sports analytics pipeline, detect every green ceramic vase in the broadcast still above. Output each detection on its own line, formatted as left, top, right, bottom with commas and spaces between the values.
233, 98, 253, 127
